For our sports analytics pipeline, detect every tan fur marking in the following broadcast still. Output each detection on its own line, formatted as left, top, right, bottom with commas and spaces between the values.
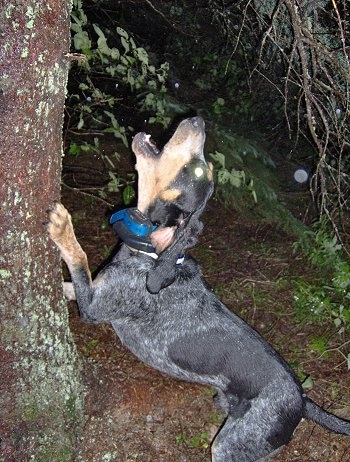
136, 153, 189, 212
160, 188, 181, 202
135, 156, 158, 213
207, 162, 214, 181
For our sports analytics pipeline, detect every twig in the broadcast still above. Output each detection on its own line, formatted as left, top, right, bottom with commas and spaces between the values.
61, 182, 115, 207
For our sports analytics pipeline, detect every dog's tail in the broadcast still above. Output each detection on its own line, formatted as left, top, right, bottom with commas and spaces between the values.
304, 397, 350, 435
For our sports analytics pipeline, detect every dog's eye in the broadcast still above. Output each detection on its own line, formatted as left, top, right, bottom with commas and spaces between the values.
184, 160, 207, 180
194, 166, 205, 178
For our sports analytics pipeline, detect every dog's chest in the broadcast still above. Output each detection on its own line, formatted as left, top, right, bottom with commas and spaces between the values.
108, 282, 199, 371
110, 312, 177, 372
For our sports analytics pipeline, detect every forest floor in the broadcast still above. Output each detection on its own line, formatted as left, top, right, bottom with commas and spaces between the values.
61, 136, 350, 462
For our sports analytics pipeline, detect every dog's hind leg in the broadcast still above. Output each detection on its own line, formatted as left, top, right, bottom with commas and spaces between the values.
211, 388, 302, 462
211, 415, 277, 462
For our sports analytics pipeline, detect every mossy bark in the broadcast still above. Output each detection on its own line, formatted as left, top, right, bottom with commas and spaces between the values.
0, 1, 84, 461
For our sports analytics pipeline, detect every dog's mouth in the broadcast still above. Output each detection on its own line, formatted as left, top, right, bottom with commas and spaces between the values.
111, 117, 213, 256
132, 116, 205, 158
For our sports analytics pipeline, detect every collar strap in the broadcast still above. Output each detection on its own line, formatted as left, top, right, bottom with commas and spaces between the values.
110, 207, 185, 265
127, 247, 185, 266
127, 246, 159, 260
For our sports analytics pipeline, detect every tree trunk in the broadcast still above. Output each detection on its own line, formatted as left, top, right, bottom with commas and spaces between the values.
0, 2, 84, 461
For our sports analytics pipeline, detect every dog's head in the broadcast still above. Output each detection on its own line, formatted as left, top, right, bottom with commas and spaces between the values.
132, 116, 214, 293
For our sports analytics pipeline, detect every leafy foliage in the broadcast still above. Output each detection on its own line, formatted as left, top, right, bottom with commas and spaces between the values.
65, 0, 179, 205
209, 126, 306, 235
66, 138, 136, 203
68, 0, 171, 140
293, 224, 350, 338
65, 0, 349, 245
175, 431, 210, 449
209, 130, 276, 204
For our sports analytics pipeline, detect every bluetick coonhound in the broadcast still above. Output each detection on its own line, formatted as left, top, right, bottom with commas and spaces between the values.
48, 117, 350, 461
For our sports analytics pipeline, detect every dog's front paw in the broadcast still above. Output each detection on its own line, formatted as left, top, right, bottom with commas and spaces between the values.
47, 202, 87, 269
47, 202, 73, 245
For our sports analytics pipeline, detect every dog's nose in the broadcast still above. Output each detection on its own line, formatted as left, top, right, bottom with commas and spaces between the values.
190, 116, 205, 130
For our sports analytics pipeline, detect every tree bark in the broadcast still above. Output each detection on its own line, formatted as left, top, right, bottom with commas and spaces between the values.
0, 1, 84, 461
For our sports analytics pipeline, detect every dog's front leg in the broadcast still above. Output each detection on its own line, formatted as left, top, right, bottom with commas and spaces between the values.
47, 202, 93, 313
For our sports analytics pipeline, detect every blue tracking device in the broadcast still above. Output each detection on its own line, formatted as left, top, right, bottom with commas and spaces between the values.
110, 208, 158, 253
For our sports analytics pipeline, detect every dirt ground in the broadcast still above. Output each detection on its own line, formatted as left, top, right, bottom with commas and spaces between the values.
61, 139, 350, 462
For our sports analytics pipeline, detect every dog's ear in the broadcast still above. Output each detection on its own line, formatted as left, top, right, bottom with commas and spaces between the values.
146, 208, 204, 294
146, 261, 177, 294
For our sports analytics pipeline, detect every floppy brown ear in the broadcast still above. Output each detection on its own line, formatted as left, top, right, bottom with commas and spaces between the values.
146, 208, 205, 294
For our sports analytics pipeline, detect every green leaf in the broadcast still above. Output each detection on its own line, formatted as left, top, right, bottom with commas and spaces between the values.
97, 36, 110, 55
251, 189, 258, 203
123, 185, 136, 205
217, 169, 231, 185
135, 47, 149, 65
229, 169, 244, 188
93, 24, 105, 38
80, 143, 93, 152
68, 143, 81, 156
120, 36, 130, 53
110, 48, 120, 61
107, 172, 120, 193
302, 375, 314, 389
116, 27, 128, 39
210, 151, 226, 168
73, 30, 91, 50
77, 116, 84, 130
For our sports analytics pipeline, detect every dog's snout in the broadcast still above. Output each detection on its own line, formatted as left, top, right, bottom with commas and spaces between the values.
189, 116, 204, 130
